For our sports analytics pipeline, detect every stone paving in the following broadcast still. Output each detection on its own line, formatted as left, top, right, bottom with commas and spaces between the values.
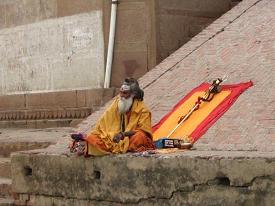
0, 127, 74, 156
0, 127, 74, 204
0, 128, 73, 143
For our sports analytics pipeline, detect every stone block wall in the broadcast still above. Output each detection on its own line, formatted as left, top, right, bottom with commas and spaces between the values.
0, 88, 116, 128
11, 151, 275, 205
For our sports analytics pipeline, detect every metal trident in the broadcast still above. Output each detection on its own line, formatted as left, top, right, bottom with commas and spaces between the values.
167, 75, 228, 138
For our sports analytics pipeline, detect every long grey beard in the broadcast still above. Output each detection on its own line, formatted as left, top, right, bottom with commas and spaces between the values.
118, 96, 133, 114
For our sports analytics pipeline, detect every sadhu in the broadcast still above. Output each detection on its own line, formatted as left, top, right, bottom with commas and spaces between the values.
70, 78, 155, 156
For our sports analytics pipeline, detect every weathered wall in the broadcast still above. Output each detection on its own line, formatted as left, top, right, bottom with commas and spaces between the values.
0, 0, 104, 30
156, 0, 233, 62
56, 0, 103, 17
0, 0, 157, 88
11, 151, 275, 205
0, 0, 57, 30
0, 11, 105, 95
0, 0, 235, 92
0, 0, 156, 127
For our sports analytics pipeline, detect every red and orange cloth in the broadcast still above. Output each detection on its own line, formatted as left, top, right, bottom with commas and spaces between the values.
153, 81, 253, 143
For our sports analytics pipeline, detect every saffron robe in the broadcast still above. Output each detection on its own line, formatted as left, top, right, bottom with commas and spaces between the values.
85, 97, 154, 155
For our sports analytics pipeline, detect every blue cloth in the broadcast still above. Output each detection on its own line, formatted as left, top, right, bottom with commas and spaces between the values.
154, 138, 167, 149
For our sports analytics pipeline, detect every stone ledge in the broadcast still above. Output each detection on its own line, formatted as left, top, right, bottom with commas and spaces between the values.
0, 88, 116, 128
0, 108, 92, 121
11, 150, 275, 205
0, 178, 12, 198
0, 88, 116, 111
0, 119, 80, 129
0, 158, 11, 178
0, 197, 14, 206
1, 142, 53, 158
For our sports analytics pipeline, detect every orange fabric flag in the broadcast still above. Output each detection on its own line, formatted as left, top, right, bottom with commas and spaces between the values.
153, 81, 253, 143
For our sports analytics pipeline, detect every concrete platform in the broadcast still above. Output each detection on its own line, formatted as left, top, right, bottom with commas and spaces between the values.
0, 128, 74, 157
0, 198, 13, 206
11, 149, 275, 205
0, 127, 75, 205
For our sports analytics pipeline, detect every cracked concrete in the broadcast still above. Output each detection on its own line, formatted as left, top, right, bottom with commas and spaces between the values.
11, 151, 275, 205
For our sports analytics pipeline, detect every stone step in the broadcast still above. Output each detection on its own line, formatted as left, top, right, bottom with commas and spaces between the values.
0, 119, 81, 129
0, 178, 12, 198
0, 198, 14, 206
0, 158, 11, 178
0, 142, 52, 157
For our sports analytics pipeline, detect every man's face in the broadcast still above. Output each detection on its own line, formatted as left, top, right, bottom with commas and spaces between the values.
119, 90, 131, 99
118, 90, 133, 114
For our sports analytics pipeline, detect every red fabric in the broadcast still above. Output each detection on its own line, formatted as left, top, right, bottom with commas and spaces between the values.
86, 131, 155, 153
152, 83, 210, 133
85, 134, 109, 152
191, 81, 253, 142
152, 81, 253, 143
128, 131, 155, 152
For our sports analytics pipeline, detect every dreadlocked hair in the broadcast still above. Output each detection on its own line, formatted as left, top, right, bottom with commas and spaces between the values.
123, 77, 144, 101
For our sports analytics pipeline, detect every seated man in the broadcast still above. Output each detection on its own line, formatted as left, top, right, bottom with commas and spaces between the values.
71, 78, 155, 156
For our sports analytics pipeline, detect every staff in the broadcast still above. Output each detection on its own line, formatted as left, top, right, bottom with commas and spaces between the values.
167, 76, 227, 138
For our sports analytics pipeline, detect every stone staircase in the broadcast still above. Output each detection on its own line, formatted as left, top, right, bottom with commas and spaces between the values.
0, 140, 62, 206
0, 128, 73, 205
0, 154, 15, 205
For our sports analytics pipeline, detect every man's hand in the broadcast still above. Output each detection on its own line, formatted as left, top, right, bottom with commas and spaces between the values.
71, 133, 85, 141
113, 131, 136, 143
113, 132, 124, 143
123, 131, 135, 137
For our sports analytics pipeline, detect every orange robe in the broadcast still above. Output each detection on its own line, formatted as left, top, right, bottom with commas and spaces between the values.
85, 97, 154, 156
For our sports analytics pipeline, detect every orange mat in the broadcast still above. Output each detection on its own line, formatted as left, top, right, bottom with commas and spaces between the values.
152, 81, 253, 143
